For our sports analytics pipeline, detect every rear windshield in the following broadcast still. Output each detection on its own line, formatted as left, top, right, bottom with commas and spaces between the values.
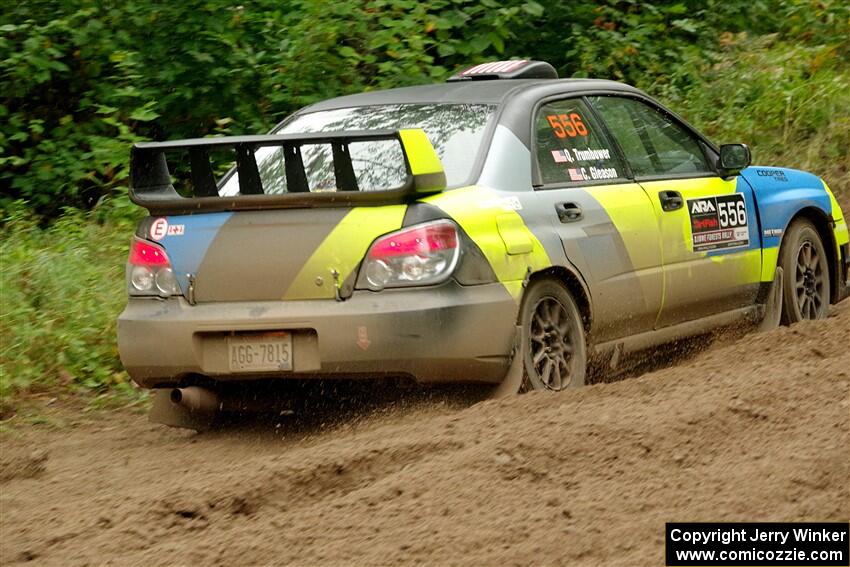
219, 103, 495, 195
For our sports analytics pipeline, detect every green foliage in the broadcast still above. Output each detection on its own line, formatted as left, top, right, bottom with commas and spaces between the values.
663, 33, 850, 190
0, 203, 137, 399
2, 0, 847, 215
0, 0, 539, 216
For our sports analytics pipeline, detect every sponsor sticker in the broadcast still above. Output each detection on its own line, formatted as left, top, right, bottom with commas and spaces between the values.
756, 169, 788, 182
150, 218, 168, 241
150, 218, 184, 240
688, 194, 750, 252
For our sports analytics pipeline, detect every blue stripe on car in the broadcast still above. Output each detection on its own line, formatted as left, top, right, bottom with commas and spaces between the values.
159, 212, 233, 292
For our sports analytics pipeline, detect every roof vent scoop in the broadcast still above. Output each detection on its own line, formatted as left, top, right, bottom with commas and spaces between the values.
447, 60, 558, 82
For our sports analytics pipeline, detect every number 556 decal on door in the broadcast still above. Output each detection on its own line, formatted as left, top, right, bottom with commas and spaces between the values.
687, 194, 749, 252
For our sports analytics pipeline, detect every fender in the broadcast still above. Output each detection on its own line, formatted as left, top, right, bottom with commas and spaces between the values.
742, 166, 849, 302
742, 166, 833, 248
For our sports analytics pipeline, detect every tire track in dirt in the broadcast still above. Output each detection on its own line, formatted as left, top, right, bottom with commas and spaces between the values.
1, 302, 848, 566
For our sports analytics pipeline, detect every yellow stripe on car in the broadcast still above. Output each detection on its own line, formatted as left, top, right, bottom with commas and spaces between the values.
426, 186, 551, 300
283, 205, 407, 300
641, 177, 763, 285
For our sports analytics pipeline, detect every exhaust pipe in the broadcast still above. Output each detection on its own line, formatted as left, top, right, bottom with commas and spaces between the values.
170, 386, 219, 414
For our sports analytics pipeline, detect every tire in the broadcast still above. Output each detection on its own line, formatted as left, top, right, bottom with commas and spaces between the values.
779, 219, 831, 324
520, 277, 587, 392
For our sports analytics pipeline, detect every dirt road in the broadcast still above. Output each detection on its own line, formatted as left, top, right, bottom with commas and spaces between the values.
1, 302, 848, 566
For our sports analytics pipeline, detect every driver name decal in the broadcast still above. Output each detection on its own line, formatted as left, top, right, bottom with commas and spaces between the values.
687, 194, 749, 252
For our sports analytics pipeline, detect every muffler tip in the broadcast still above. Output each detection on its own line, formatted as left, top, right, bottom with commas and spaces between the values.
169, 386, 218, 414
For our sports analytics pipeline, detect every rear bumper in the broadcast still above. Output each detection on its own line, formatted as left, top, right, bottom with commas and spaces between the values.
117, 281, 518, 388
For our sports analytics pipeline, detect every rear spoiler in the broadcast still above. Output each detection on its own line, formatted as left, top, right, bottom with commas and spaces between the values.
129, 129, 446, 215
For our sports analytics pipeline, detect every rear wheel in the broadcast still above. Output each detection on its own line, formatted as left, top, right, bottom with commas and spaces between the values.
524, 278, 588, 390
488, 278, 587, 397
779, 219, 830, 323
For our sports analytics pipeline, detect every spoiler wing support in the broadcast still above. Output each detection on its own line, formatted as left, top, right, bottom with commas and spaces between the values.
129, 129, 445, 215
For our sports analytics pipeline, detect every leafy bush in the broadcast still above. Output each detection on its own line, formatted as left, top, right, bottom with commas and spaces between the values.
0, 202, 138, 399
663, 33, 850, 191
2, 0, 847, 215
0, 0, 542, 216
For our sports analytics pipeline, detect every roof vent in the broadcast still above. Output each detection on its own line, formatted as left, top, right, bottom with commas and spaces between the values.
447, 60, 558, 82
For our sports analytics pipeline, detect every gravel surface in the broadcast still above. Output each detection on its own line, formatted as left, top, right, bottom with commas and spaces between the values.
1, 302, 848, 566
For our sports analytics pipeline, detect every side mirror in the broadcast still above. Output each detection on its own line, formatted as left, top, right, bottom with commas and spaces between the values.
718, 143, 751, 174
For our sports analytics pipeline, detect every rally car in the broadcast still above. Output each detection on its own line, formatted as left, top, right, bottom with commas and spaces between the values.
117, 60, 849, 428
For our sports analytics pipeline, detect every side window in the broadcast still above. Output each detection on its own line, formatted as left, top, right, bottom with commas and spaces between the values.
589, 96, 712, 178
534, 98, 626, 186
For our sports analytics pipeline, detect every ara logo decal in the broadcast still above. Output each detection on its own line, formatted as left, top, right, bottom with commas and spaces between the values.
150, 218, 184, 241
687, 194, 749, 252
690, 200, 717, 214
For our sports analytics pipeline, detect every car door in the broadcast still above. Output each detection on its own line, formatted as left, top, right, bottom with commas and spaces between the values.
531, 96, 665, 342
588, 95, 762, 328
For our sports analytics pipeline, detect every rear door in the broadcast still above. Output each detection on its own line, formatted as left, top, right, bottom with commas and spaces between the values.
531, 97, 665, 341
588, 95, 762, 327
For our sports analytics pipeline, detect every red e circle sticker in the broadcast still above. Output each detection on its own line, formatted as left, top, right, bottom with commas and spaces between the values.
150, 218, 168, 241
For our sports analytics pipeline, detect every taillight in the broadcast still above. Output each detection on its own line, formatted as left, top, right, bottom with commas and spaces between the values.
127, 237, 180, 297
357, 220, 460, 291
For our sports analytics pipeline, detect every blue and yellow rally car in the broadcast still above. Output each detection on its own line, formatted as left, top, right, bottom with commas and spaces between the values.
117, 60, 849, 427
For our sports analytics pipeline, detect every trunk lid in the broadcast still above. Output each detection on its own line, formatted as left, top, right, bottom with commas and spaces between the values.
137, 205, 408, 302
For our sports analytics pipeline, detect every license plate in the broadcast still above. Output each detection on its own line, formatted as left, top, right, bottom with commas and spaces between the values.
228, 333, 292, 372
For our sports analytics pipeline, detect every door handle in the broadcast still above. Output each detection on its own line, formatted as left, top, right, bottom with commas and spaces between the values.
555, 202, 583, 223
659, 190, 684, 211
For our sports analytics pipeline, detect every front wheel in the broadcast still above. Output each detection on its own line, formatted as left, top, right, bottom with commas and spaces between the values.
779, 219, 831, 323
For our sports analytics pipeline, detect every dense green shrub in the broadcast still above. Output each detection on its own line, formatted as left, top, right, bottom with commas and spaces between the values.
0, 0, 540, 216
0, 201, 138, 399
667, 34, 850, 191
